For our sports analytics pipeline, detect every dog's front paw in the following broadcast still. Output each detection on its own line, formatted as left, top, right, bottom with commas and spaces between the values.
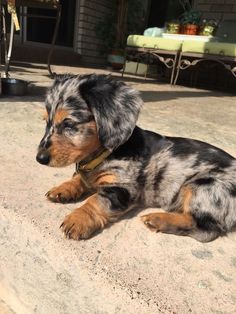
46, 181, 82, 203
60, 206, 107, 240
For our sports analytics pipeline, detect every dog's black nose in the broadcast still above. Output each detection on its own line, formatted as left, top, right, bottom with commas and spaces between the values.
36, 150, 50, 165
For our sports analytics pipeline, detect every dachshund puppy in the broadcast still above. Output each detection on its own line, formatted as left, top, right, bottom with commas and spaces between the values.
36, 74, 236, 242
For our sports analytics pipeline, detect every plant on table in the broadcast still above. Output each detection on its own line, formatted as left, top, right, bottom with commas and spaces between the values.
166, 20, 181, 34
199, 19, 218, 36
179, 0, 201, 35
95, 0, 145, 69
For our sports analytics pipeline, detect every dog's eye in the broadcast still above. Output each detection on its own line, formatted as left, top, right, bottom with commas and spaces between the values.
62, 119, 77, 130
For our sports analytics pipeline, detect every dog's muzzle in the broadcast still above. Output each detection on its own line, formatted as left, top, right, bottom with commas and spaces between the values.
36, 149, 51, 165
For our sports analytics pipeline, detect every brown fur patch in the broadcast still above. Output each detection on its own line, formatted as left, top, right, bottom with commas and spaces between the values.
92, 172, 118, 186
54, 109, 69, 125
180, 186, 193, 213
141, 212, 196, 234
60, 194, 110, 239
46, 174, 84, 203
48, 136, 80, 166
48, 121, 100, 167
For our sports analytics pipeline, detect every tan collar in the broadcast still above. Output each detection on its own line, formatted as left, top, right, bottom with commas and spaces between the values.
76, 147, 111, 189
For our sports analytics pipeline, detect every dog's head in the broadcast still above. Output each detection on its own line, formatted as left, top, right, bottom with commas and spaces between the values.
36, 74, 142, 167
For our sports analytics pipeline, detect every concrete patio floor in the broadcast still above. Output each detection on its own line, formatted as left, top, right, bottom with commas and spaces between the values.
0, 64, 236, 314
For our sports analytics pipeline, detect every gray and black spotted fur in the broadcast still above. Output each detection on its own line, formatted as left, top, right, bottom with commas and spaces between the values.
37, 74, 236, 242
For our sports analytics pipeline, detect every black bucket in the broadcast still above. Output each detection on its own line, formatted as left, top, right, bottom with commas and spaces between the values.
1, 78, 28, 96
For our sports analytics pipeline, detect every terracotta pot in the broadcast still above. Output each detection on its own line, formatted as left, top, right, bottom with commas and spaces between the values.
182, 24, 199, 35
107, 49, 125, 70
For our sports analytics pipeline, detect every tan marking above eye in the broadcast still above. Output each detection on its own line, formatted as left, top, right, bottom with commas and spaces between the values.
54, 109, 69, 125
86, 120, 97, 131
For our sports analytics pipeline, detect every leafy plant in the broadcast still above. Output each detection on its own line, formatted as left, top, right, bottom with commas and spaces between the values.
95, 1, 117, 54
178, 0, 201, 25
95, 0, 145, 55
181, 9, 201, 25
203, 19, 218, 28
178, 0, 192, 12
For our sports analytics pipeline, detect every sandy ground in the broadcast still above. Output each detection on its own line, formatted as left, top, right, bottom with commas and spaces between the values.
0, 64, 236, 314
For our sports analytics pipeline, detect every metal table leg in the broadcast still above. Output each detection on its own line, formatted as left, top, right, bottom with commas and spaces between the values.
1, 6, 9, 77
4, 10, 14, 77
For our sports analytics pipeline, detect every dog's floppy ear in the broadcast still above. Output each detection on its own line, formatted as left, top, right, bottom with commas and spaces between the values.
79, 74, 143, 151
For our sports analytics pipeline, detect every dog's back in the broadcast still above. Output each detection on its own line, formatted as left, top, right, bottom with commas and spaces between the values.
133, 130, 236, 242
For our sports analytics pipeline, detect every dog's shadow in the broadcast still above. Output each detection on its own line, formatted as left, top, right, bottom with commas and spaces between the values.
91, 205, 148, 238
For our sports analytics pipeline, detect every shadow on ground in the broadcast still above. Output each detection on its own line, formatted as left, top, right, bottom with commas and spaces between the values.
0, 78, 229, 104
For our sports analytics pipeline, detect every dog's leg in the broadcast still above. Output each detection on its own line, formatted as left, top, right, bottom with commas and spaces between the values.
46, 174, 85, 203
141, 212, 196, 236
141, 212, 222, 242
60, 186, 132, 240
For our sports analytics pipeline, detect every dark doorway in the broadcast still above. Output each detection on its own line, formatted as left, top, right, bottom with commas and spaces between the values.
147, 0, 186, 28
26, 0, 76, 47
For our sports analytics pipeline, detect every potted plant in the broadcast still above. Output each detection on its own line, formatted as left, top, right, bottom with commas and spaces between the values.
108, 0, 128, 70
166, 20, 181, 34
96, 0, 145, 70
180, 9, 201, 35
199, 19, 218, 36
178, 0, 201, 35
